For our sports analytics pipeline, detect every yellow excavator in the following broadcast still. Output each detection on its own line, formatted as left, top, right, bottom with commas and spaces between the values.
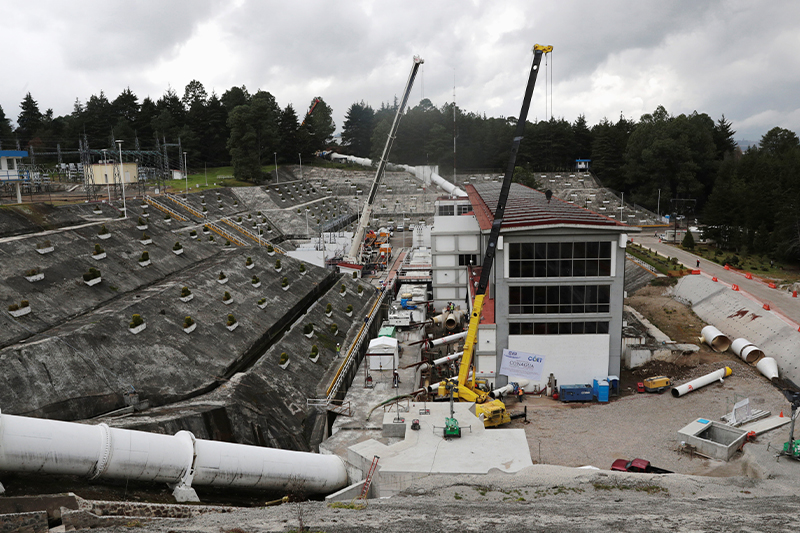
437, 44, 553, 428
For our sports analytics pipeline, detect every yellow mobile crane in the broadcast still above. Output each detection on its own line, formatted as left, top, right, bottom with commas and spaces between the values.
438, 44, 553, 428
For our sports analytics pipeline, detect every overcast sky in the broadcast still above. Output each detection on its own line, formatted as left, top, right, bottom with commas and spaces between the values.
3, 0, 799, 143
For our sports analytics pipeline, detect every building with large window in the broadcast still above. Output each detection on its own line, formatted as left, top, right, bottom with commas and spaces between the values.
430, 182, 637, 389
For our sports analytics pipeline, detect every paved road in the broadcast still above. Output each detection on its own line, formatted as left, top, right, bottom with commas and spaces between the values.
631, 235, 800, 327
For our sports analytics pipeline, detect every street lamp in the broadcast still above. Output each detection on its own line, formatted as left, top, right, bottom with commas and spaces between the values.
115, 140, 127, 218
299, 153, 303, 180
101, 149, 110, 203
274, 152, 278, 183
183, 151, 188, 197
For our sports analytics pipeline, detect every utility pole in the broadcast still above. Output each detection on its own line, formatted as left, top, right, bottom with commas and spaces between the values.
183, 151, 188, 196
116, 140, 127, 218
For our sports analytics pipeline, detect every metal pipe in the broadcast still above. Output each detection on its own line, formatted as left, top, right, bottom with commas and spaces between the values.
444, 310, 465, 332
671, 367, 732, 398
489, 379, 530, 399
755, 357, 779, 381
699, 325, 732, 352
0, 410, 347, 502
427, 331, 467, 348
432, 351, 463, 366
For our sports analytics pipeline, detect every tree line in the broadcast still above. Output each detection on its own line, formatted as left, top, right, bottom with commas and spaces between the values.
2, 88, 799, 259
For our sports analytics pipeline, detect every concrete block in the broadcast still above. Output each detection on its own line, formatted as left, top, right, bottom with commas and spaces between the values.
678, 418, 747, 461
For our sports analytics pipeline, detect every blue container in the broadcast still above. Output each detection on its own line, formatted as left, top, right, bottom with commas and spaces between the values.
597, 380, 610, 403
559, 384, 593, 402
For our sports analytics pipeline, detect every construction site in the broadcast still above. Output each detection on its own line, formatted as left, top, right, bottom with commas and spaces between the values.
1, 49, 799, 532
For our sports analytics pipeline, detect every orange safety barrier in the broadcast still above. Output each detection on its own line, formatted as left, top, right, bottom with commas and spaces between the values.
768, 282, 776, 289
745, 272, 753, 279
793, 290, 798, 298
691, 269, 701, 275
712, 276, 718, 282
763, 303, 771, 311
724, 264, 730, 270
732, 284, 739, 291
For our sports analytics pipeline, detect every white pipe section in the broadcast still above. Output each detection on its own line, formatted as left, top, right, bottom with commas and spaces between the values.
489, 379, 530, 399
427, 331, 468, 348
671, 367, 732, 398
741, 345, 766, 365
444, 310, 465, 331
397, 164, 467, 198
0, 410, 348, 502
433, 351, 463, 366
699, 325, 732, 352
731, 338, 754, 357
756, 357, 779, 380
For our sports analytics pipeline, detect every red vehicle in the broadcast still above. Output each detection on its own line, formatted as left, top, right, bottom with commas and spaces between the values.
611, 458, 672, 474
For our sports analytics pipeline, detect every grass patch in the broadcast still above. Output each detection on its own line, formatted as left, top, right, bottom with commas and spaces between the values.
593, 482, 667, 495
454, 492, 462, 500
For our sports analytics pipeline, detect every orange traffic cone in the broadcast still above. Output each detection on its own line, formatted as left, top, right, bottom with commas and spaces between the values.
780, 410, 784, 417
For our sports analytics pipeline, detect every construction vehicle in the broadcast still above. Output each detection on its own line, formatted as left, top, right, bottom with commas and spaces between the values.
436, 44, 553, 428
342, 56, 424, 266
643, 376, 672, 393
444, 383, 461, 438
301, 97, 321, 126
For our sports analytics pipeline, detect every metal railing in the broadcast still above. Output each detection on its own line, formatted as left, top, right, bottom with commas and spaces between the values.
203, 221, 249, 246
220, 217, 286, 252
144, 195, 188, 222
164, 192, 205, 219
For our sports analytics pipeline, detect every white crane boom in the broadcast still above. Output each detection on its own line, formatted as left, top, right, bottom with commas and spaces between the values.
344, 55, 424, 263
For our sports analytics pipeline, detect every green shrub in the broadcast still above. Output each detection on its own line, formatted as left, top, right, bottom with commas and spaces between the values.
275, 259, 282, 270
352, 271, 358, 279
190, 230, 197, 236
93, 243, 104, 255
219, 271, 226, 280
183, 316, 194, 328
330, 323, 338, 335
223, 291, 231, 301
226, 314, 236, 326
311, 345, 318, 356
325, 303, 332, 314
8, 303, 19, 311
20, 299, 29, 308
83, 267, 101, 281
139, 251, 149, 262
279, 352, 289, 365
130, 314, 144, 328
173, 241, 182, 251
358, 284, 363, 294
267, 244, 274, 252
209, 235, 215, 241
25, 268, 39, 277
141, 232, 149, 240
340, 284, 346, 293
682, 231, 695, 250
281, 277, 288, 287
346, 304, 353, 313
164, 213, 171, 220
258, 297, 266, 305
225, 239, 231, 246
246, 257, 252, 266
303, 323, 313, 334
252, 275, 260, 284
299, 263, 306, 273
98, 224, 109, 235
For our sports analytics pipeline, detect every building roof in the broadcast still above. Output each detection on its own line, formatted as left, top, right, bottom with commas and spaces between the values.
467, 183, 630, 231
0, 150, 28, 158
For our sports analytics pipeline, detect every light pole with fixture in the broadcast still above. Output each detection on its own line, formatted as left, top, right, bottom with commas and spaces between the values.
116, 140, 127, 218
274, 152, 278, 183
183, 151, 188, 197
101, 149, 110, 203
299, 153, 303, 180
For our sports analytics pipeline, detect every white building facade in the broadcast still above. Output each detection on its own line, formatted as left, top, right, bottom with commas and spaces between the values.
431, 183, 638, 390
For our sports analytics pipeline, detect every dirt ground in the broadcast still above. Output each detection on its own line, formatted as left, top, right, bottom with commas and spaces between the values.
504, 281, 795, 477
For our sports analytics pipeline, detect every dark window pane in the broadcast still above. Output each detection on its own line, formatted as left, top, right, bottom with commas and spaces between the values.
572, 285, 585, 305
598, 321, 609, 334
521, 287, 534, 304
573, 242, 586, 258
547, 242, 560, 259
585, 321, 597, 334
559, 322, 572, 334
509, 323, 520, 335
560, 242, 573, 259
547, 286, 559, 303
585, 260, 599, 276
586, 285, 597, 303
533, 322, 547, 334
509, 262, 520, 277
535, 243, 547, 260
521, 261, 534, 277
534, 261, 547, 277
546, 260, 559, 277
521, 243, 534, 259
509, 243, 520, 260
521, 322, 533, 335
573, 259, 586, 277
546, 322, 559, 334
598, 304, 609, 313
560, 259, 572, 277
598, 285, 611, 303
599, 241, 611, 258
534, 304, 545, 314
572, 322, 585, 334
599, 259, 611, 276
509, 287, 521, 305
534, 285, 546, 303
510, 305, 521, 314
587, 241, 599, 258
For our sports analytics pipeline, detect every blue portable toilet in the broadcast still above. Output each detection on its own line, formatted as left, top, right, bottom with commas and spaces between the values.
597, 380, 610, 403
607, 375, 620, 397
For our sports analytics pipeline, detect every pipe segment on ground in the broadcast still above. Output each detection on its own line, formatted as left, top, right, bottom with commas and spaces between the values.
699, 325, 732, 352
671, 367, 732, 398
489, 379, 530, 399
0, 410, 348, 502
730, 338, 765, 364
756, 357, 779, 381
427, 331, 468, 348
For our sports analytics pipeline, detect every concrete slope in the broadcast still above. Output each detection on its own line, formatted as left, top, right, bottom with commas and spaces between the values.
674, 275, 800, 385
624, 257, 656, 294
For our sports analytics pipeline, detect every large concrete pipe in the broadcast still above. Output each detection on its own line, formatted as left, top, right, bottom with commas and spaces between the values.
0, 410, 348, 502
671, 367, 732, 397
699, 325, 732, 352
730, 338, 765, 364
444, 310, 465, 332
426, 331, 468, 349
489, 379, 530, 399
756, 357, 779, 380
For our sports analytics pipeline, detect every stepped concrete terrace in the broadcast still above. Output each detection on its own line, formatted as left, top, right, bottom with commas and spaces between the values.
0, 195, 383, 453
